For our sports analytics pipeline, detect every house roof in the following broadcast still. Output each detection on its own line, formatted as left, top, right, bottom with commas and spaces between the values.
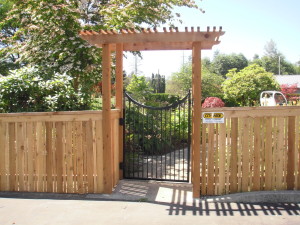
274, 75, 300, 88
79, 27, 225, 51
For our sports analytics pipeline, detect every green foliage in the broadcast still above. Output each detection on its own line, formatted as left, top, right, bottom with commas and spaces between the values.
252, 40, 297, 75
0, 0, 21, 75
125, 107, 189, 155
167, 61, 192, 96
222, 64, 280, 106
202, 67, 225, 99
145, 93, 180, 107
99, 0, 200, 28
1, 0, 201, 112
210, 53, 249, 77
126, 74, 153, 102
150, 73, 165, 93
2, 0, 101, 87
0, 67, 88, 112
1, 0, 200, 77
167, 59, 224, 99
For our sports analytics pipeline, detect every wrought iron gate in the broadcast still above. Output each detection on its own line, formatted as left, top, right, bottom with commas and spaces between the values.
123, 91, 191, 182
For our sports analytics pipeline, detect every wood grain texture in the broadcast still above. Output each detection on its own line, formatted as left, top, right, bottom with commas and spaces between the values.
191, 42, 201, 198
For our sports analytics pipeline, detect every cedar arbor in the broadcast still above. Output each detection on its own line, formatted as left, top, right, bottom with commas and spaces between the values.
79, 27, 224, 197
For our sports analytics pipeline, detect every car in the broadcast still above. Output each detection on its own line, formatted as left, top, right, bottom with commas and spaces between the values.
260, 91, 287, 106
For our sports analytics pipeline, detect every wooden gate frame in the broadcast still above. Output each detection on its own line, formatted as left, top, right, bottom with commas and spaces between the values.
79, 27, 225, 197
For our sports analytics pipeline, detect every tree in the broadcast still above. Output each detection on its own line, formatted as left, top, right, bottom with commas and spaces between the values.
1, 0, 201, 95
222, 64, 280, 106
211, 53, 248, 77
252, 40, 297, 75
126, 74, 153, 102
0, 0, 21, 75
167, 59, 225, 99
150, 73, 165, 93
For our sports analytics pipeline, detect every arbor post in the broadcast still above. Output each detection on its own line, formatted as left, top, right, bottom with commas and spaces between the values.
115, 43, 124, 179
102, 44, 113, 193
192, 42, 202, 198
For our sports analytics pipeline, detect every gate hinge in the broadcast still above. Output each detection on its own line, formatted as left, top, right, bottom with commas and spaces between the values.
119, 162, 124, 170
119, 118, 124, 126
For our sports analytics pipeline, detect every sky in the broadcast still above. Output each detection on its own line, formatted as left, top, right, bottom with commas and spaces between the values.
123, 0, 300, 78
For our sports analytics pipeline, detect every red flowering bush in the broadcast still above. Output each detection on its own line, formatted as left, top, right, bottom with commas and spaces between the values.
202, 97, 225, 108
280, 83, 298, 100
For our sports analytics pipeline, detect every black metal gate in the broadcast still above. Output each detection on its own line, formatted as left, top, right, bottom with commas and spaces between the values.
123, 91, 191, 182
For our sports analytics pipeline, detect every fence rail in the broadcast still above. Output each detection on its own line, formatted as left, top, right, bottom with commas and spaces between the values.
200, 106, 300, 195
0, 110, 120, 194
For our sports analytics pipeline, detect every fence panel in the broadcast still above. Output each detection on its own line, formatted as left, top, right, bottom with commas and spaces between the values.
200, 106, 300, 196
0, 110, 120, 194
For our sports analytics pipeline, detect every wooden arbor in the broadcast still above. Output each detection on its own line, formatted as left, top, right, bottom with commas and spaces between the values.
79, 27, 224, 197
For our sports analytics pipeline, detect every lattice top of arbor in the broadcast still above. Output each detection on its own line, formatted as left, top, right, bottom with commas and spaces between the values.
79, 26, 224, 51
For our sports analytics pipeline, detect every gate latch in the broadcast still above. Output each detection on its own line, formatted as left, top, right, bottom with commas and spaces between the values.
119, 118, 124, 126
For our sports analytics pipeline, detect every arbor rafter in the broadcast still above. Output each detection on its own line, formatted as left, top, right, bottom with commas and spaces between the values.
79, 26, 224, 51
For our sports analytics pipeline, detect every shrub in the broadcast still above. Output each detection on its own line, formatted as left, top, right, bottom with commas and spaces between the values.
222, 64, 280, 106
145, 93, 180, 107
280, 83, 298, 100
202, 97, 225, 108
0, 67, 88, 112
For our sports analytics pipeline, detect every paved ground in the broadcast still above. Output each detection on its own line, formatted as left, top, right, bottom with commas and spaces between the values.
0, 197, 299, 225
0, 180, 300, 225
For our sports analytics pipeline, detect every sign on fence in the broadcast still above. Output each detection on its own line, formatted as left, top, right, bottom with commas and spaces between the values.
202, 112, 224, 123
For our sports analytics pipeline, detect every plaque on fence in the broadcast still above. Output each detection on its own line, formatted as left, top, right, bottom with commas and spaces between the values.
202, 112, 224, 123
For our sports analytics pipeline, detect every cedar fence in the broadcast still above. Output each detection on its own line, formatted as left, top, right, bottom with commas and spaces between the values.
0, 110, 121, 194
1, 106, 300, 196
200, 106, 300, 195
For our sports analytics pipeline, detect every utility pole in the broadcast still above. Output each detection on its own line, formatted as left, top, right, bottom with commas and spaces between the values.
134, 55, 138, 75
278, 56, 281, 75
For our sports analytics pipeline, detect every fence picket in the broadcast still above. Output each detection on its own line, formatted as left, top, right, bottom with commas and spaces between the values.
65, 122, 74, 193
86, 121, 94, 193
201, 123, 207, 195
0, 123, 6, 190
241, 118, 250, 192
75, 122, 84, 194
218, 123, 226, 195
265, 117, 273, 190
95, 120, 104, 193
16, 122, 25, 191
46, 122, 53, 192
287, 116, 296, 189
253, 118, 261, 191
230, 118, 238, 193
207, 124, 215, 195
276, 117, 285, 190
8, 123, 16, 191
26, 123, 35, 191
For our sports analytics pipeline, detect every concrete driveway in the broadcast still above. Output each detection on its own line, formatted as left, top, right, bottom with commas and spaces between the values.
0, 180, 299, 225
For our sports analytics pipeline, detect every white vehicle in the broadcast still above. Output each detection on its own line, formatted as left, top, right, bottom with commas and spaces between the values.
260, 91, 287, 106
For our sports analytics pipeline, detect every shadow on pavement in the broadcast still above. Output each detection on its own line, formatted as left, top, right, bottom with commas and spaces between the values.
161, 201, 300, 216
